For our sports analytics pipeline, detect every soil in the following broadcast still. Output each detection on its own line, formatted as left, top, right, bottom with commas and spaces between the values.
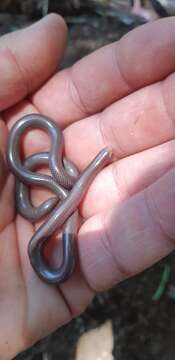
15, 254, 175, 360
0, 1, 175, 359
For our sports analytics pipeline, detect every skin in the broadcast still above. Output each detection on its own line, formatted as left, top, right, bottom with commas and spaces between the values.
7, 113, 111, 284
1, 12, 175, 360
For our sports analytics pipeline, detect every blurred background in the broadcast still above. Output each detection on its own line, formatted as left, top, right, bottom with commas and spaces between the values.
2, 1, 174, 359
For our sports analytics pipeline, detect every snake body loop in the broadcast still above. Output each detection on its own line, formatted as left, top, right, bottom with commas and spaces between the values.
7, 114, 111, 284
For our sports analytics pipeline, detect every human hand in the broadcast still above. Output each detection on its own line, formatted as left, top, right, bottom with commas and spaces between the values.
1, 14, 175, 359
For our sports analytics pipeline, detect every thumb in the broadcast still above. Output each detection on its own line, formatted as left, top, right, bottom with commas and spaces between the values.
0, 13, 67, 111
78, 167, 175, 291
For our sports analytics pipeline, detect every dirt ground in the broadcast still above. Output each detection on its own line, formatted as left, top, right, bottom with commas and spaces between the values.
15, 254, 175, 360
0, 1, 175, 359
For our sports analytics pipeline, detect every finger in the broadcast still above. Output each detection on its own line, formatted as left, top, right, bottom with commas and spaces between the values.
0, 13, 67, 111
0, 120, 14, 235
78, 167, 175, 291
63, 72, 175, 167
32, 17, 175, 127
0, 119, 11, 217
81, 139, 175, 217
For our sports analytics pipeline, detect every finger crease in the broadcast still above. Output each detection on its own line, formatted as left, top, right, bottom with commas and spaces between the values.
5, 45, 29, 95
100, 213, 132, 279
111, 161, 131, 202
98, 113, 125, 159
143, 188, 175, 250
113, 41, 133, 93
68, 67, 91, 117
161, 79, 175, 132
56, 285, 74, 319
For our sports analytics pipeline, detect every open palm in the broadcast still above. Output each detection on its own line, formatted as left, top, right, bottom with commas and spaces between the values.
1, 14, 175, 359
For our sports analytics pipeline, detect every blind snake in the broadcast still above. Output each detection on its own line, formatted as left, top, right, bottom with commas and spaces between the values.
6, 114, 111, 284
